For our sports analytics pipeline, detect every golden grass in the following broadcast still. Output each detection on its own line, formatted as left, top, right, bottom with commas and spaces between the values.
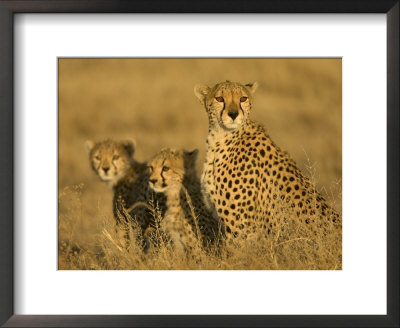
58, 163, 342, 270
58, 191, 341, 270
58, 58, 342, 270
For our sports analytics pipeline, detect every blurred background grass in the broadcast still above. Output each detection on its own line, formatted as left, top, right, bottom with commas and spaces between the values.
58, 58, 342, 259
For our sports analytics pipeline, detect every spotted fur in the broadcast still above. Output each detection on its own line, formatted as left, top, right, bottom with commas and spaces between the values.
148, 148, 224, 254
86, 139, 166, 249
194, 81, 341, 249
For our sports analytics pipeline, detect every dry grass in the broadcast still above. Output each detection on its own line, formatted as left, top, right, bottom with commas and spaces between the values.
58, 182, 341, 270
58, 58, 342, 270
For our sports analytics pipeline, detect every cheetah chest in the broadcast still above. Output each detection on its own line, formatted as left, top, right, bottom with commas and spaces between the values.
202, 135, 263, 238
162, 193, 198, 250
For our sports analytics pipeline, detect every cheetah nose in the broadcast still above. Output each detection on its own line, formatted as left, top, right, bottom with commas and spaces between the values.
149, 179, 157, 185
228, 111, 238, 120
102, 167, 110, 174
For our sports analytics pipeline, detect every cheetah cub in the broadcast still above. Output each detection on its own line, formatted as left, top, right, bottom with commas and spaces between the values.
85, 139, 166, 249
147, 148, 224, 255
194, 81, 341, 261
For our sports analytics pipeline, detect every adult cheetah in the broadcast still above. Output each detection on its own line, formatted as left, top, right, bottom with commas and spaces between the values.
85, 139, 166, 249
194, 81, 341, 258
147, 148, 224, 255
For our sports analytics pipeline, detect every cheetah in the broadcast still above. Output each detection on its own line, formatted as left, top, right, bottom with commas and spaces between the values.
85, 139, 166, 249
194, 81, 341, 261
147, 148, 224, 255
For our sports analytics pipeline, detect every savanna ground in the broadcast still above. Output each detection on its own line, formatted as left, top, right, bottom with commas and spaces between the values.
58, 58, 342, 270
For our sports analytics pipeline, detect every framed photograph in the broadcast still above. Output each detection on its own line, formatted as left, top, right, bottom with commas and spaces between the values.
1, 1, 398, 327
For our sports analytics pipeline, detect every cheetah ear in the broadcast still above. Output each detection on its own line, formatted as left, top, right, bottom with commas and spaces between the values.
184, 149, 199, 168
123, 139, 136, 156
194, 83, 210, 106
84, 140, 94, 154
245, 81, 258, 94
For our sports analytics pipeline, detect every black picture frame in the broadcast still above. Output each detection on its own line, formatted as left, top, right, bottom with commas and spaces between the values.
0, 1, 398, 327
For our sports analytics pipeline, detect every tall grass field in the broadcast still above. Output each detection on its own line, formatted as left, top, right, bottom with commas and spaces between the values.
58, 58, 342, 270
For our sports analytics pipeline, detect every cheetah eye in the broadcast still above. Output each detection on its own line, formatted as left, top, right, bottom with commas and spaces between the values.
162, 166, 170, 172
240, 96, 248, 102
95, 155, 101, 160
215, 96, 224, 103
112, 154, 120, 160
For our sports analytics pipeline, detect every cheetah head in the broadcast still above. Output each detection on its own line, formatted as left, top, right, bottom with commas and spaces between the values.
85, 139, 135, 186
148, 148, 198, 193
194, 80, 258, 131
